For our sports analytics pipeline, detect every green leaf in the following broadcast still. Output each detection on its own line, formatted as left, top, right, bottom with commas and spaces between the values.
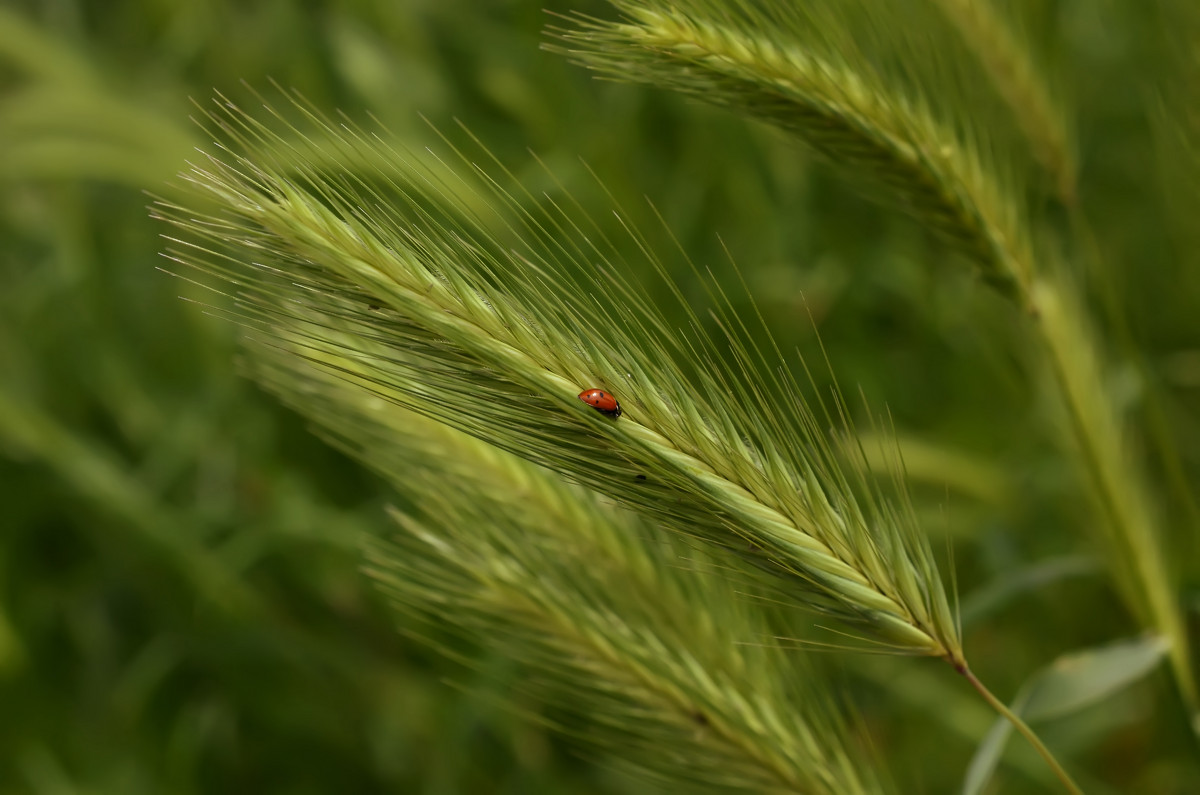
962, 635, 1169, 795
1020, 635, 1170, 723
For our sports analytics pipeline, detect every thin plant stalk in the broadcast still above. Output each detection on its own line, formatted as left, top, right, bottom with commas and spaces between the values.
1032, 278, 1199, 729
959, 665, 1084, 795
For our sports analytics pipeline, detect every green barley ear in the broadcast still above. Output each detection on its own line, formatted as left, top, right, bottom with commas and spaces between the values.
547, 0, 1035, 303
151, 90, 962, 663
244, 330, 888, 795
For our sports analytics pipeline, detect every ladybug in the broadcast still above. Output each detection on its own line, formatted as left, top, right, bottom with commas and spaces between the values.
578, 388, 621, 418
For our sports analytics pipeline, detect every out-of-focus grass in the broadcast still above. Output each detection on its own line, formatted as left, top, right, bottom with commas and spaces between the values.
1, 0, 1199, 792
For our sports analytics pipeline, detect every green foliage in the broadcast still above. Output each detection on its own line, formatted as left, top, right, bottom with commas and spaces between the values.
4, 0, 1200, 793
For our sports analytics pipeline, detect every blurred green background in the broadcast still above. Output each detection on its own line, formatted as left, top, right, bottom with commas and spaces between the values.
2, 0, 1199, 792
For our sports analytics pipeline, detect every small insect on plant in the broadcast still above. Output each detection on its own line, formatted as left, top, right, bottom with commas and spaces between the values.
578, 388, 621, 418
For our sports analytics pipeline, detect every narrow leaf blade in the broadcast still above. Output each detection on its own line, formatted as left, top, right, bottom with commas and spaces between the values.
1021, 634, 1169, 723
961, 714, 1014, 795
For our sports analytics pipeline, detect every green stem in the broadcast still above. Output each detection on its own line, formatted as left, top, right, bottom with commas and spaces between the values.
1030, 274, 1199, 733
960, 665, 1084, 795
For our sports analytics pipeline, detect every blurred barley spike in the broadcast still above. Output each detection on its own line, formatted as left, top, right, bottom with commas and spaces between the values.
547, 1, 1035, 304
929, 0, 1076, 202
243, 328, 888, 795
151, 89, 962, 664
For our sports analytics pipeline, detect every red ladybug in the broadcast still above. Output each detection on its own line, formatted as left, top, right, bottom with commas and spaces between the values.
578, 388, 621, 418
